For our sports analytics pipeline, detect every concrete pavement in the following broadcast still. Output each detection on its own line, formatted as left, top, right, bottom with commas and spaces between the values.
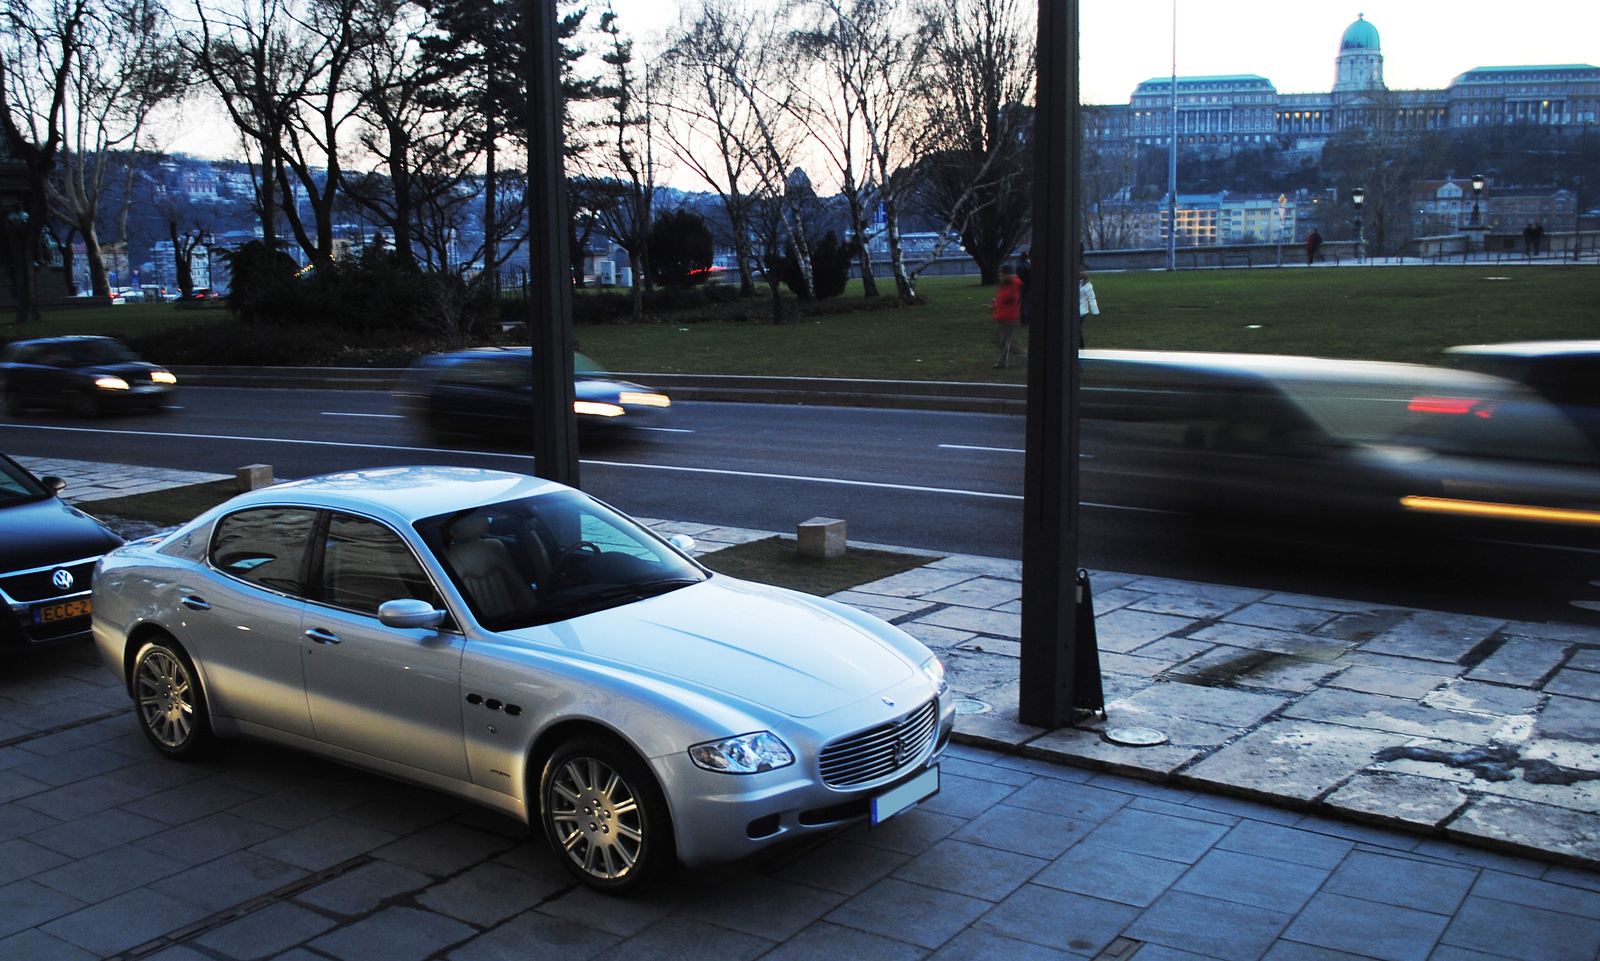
3, 457, 1599, 959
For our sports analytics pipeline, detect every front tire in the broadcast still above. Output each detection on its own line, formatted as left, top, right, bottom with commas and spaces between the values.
2, 389, 24, 416
131, 638, 217, 760
539, 735, 674, 892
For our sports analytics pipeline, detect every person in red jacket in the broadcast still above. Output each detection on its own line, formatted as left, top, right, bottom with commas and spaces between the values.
989, 264, 1023, 369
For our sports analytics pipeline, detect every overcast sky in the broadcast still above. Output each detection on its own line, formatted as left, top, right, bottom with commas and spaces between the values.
611, 0, 1600, 105
164, 1, 1600, 161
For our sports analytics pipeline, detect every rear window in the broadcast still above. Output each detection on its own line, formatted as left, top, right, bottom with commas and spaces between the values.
1278, 379, 1598, 465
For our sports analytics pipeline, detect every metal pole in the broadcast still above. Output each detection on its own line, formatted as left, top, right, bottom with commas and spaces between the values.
1019, 0, 1083, 729
523, 0, 580, 487
1165, 0, 1177, 271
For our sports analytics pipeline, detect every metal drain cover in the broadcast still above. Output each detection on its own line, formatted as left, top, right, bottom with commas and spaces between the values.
953, 698, 991, 715
1104, 727, 1169, 747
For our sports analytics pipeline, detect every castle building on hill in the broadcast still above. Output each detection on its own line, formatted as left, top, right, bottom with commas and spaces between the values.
1089, 15, 1600, 155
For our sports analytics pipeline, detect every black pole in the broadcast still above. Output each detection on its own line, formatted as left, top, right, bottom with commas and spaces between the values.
523, 0, 580, 487
1019, 0, 1083, 728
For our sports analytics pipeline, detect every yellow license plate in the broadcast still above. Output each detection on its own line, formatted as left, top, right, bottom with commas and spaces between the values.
35, 597, 91, 624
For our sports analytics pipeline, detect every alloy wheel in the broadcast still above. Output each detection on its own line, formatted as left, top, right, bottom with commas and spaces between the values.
547, 756, 644, 881
136, 649, 194, 749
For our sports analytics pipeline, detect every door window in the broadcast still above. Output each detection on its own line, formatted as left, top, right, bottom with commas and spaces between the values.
209, 508, 317, 595
318, 513, 443, 615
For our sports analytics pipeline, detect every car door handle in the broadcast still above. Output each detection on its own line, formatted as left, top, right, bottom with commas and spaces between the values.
304, 628, 342, 645
181, 596, 211, 611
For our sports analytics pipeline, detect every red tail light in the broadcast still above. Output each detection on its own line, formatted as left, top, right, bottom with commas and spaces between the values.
1409, 397, 1491, 418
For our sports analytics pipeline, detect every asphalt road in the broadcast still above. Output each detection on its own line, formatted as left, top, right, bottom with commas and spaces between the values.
1, 386, 1596, 626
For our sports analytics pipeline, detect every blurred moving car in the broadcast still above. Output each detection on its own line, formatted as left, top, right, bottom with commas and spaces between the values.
1080, 350, 1600, 542
394, 348, 672, 437
0, 336, 178, 416
0, 452, 124, 651
93, 467, 951, 891
1443, 341, 1600, 449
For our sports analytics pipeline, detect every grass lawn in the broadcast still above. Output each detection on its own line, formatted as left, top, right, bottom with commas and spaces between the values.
0, 302, 229, 342
575, 266, 1600, 379
696, 536, 933, 596
10, 266, 1596, 381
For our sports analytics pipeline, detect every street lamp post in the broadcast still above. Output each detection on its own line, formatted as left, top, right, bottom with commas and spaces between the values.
1352, 186, 1365, 262
1165, 0, 1177, 272
1469, 173, 1485, 227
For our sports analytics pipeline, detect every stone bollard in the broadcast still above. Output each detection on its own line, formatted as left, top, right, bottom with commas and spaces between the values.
797, 517, 846, 560
236, 464, 273, 492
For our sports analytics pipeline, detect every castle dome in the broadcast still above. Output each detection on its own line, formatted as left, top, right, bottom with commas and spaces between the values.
1341, 14, 1380, 51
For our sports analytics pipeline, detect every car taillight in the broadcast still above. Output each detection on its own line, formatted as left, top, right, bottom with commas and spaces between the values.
1409, 397, 1491, 418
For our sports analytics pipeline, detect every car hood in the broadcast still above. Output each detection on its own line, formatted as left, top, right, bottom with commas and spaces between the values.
0, 497, 123, 572
509, 577, 916, 718
76, 362, 165, 377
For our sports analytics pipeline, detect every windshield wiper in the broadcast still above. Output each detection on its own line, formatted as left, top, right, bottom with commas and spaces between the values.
541, 577, 702, 616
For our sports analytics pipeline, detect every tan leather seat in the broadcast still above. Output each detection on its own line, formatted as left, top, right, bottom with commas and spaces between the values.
445, 515, 539, 619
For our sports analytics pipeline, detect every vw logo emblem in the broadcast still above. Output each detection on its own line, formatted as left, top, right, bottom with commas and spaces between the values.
51, 569, 74, 591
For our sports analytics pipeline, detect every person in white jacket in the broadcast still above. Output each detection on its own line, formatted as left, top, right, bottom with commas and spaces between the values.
1078, 271, 1099, 349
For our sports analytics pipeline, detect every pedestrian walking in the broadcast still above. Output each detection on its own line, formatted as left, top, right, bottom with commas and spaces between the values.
1078, 271, 1099, 350
989, 265, 1023, 368
1533, 222, 1545, 256
1016, 251, 1032, 326
1523, 223, 1536, 256
1305, 228, 1323, 266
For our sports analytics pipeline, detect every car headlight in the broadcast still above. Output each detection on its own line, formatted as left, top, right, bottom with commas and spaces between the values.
921, 655, 949, 697
574, 400, 625, 417
94, 376, 130, 390
618, 391, 671, 408
150, 370, 177, 385
688, 731, 795, 774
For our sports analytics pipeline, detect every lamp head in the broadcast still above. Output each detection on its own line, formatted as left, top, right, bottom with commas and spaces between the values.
1351, 186, 1365, 209
1471, 174, 1485, 194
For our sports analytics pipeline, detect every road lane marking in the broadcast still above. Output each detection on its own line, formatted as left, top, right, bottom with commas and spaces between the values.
639, 427, 695, 433
1466, 537, 1600, 556
582, 459, 1023, 499
321, 412, 404, 419
941, 443, 1024, 453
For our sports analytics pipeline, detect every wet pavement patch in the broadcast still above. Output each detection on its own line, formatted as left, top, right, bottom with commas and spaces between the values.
1376, 743, 1600, 786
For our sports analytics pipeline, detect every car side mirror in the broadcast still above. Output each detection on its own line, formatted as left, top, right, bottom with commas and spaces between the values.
667, 534, 696, 554
41, 476, 66, 495
377, 598, 447, 630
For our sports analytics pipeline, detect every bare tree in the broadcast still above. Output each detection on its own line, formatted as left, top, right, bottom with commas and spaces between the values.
655, 1, 764, 296
45, 0, 185, 297
1, 0, 93, 322
912, 0, 1033, 285
1322, 89, 1447, 256
577, 5, 655, 322
187, 0, 315, 252
790, 0, 885, 297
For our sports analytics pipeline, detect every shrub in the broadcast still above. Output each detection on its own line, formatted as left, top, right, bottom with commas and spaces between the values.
648, 209, 715, 287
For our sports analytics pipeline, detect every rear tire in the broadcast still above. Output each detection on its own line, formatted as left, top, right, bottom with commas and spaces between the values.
538, 734, 674, 892
131, 637, 218, 760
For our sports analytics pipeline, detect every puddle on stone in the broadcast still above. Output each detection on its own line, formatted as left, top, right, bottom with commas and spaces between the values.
1165, 648, 1275, 687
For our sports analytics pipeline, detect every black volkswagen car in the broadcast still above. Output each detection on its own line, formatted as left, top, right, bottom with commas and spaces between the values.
0, 335, 178, 416
0, 453, 124, 650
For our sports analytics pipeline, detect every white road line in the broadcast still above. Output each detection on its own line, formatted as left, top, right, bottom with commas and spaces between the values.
1467, 537, 1600, 556
940, 443, 1024, 453
639, 427, 695, 433
321, 412, 404, 419
582, 459, 1023, 499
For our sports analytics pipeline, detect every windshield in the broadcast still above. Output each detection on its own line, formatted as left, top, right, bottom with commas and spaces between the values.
58, 339, 140, 367
415, 489, 706, 630
0, 456, 50, 506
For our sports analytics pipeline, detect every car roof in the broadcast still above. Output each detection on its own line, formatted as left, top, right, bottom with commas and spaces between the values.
1082, 349, 1518, 391
222, 466, 568, 525
1444, 340, 1600, 359
5, 335, 121, 349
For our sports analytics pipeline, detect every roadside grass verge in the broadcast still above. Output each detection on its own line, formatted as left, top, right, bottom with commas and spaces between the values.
10, 266, 1596, 380
76, 479, 240, 528
695, 536, 933, 596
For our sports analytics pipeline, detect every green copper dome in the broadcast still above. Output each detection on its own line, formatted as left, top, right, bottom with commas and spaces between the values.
1341, 15, 1380, 51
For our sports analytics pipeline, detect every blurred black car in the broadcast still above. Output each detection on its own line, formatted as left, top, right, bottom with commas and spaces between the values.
0, 336, 177, 416
394, 348, 672, 437
0, 452, 124, 650
1443, 341, 1600, 449
1080, 350, 1600, 543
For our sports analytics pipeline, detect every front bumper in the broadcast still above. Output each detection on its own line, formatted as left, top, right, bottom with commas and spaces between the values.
655, 694, 957, 866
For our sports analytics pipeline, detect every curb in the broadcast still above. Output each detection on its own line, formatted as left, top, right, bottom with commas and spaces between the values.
165, 366, 1028, 415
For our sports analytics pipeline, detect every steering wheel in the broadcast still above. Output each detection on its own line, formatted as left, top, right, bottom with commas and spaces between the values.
551, 540, 601, 573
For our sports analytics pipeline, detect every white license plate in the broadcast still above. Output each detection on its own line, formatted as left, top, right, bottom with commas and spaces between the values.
871, 765, 939, 825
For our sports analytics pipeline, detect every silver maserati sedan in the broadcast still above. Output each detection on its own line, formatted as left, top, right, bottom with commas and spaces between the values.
92, 467, 952, 891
